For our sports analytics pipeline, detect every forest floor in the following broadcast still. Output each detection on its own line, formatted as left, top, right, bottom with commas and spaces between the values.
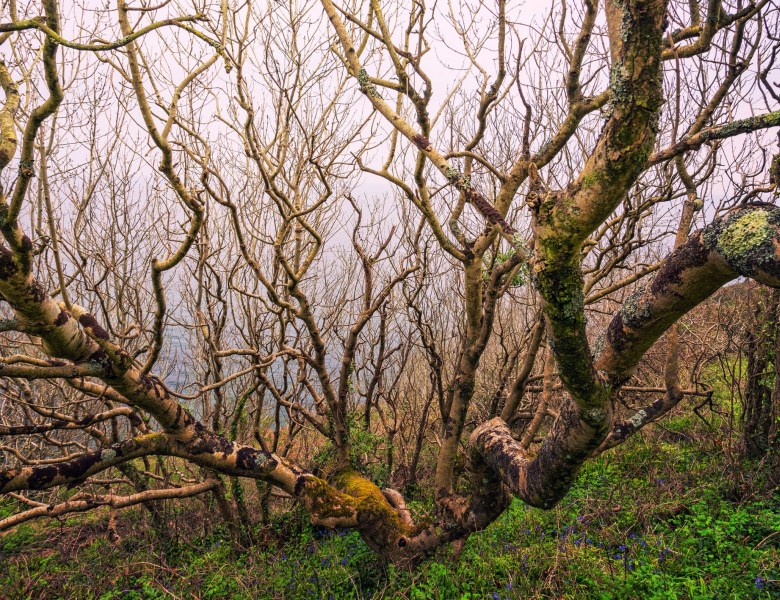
1, 408, 779, 600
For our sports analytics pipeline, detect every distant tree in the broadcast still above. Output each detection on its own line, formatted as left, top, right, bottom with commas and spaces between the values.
741, 287, 779, 458
0, 0, 779, 564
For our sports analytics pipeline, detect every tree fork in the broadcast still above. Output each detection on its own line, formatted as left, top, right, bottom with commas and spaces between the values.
472, 205, 780, 509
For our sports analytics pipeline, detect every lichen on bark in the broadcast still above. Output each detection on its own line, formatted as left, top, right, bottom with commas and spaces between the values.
703, 209, 780, 277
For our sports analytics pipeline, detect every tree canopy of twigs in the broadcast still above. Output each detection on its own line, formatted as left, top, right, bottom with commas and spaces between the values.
0, 0, 779, 566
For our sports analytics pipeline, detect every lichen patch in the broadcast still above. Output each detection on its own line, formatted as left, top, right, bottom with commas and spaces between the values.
627, 409, 647, 428
703, 209, 778, 276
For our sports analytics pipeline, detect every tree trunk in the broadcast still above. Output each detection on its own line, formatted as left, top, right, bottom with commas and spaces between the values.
743, 289, 779, 458
769, 300, 780, 487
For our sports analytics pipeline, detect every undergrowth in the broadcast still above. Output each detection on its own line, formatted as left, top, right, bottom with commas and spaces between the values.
1, 411, 778, 599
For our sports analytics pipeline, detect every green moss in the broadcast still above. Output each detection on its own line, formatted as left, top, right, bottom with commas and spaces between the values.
580, 171, 604, 190
305, 476, 357, 521
540, 193, 556, 213
532, 255, 607, 406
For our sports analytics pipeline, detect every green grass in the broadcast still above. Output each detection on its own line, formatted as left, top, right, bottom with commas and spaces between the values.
2, 415, 779, 599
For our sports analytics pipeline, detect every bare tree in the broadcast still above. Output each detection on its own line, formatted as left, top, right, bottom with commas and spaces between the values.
0, 0, 779, 565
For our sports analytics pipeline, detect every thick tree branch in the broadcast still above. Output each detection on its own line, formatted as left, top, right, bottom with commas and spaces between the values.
0, 480, 217, 531
648, 111, 780, 167
597, 205, 780, 380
